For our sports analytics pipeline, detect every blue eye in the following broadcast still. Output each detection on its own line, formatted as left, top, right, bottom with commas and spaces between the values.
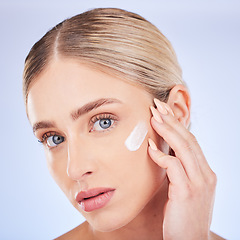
92, 118, 114, 131
46, 135, 64, 147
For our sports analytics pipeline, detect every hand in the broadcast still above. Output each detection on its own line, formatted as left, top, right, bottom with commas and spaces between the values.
148, 99, 217, 240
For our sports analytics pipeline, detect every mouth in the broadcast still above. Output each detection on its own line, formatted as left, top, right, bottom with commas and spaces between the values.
76, 188, 115, 212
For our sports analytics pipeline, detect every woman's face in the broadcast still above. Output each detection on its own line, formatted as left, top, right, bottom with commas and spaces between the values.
27, 58, 167, 231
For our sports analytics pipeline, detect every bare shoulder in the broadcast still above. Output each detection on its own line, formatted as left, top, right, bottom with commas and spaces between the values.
210, 231, 226, 240
54, 221, 91, 240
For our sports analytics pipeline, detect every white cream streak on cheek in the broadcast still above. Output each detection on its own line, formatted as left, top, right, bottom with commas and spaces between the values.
124, 121, 148, 151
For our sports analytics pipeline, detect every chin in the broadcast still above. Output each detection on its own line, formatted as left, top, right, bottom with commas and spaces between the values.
91, 220, 126, 233
83, 206, 142, 233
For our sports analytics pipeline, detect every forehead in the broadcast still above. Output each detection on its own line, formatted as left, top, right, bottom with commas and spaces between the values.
27, 58, 151, 124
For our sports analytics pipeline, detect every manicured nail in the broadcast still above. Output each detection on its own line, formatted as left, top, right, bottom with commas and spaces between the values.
165, 105, 174, 116
154, 98, 168, 115
150, 106, 163, 123
148, 138, 158, 151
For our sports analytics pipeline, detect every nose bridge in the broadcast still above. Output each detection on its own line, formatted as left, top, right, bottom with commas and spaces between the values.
67, 134, 96, 180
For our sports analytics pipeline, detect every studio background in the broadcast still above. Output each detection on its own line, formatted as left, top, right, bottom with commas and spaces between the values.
1, 1, 239, 239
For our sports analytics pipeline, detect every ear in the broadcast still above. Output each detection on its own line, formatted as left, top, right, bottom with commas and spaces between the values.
167, 84, 191, 128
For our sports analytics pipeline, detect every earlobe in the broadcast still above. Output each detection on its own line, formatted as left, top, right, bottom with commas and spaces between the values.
167, 84, 191, 128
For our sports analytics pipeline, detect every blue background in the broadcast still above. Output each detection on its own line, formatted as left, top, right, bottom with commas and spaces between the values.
1, 0, 239, 239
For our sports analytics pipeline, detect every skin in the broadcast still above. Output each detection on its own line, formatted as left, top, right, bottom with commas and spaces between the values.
27, 57, 225, 240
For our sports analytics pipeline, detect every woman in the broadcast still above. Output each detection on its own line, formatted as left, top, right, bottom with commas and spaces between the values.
23, 8, 225, 240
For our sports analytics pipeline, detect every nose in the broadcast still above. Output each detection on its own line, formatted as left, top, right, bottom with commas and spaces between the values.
66, 137, 97, 181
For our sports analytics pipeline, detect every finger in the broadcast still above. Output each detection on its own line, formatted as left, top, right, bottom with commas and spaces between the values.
148, 138, 189, 189
154, 99, 214, 177
150, 106, 202, 181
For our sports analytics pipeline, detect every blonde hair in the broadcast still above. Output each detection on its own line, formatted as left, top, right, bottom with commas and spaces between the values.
23, 8, 184, 106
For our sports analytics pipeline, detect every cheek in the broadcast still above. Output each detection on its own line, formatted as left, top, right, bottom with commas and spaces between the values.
97, 121, 151, 171
96, 122, 148, 167
119, 121, 166, 191
100, 121, 161, 181
44, 148, 71, 193
124, 121, 148, 151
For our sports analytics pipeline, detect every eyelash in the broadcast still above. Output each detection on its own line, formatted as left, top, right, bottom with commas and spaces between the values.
89, 113, 118, 132
38, 131, 57, 144
38, 113, 118, 145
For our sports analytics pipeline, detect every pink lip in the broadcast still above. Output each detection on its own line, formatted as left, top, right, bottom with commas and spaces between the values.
76, 187, 115, 212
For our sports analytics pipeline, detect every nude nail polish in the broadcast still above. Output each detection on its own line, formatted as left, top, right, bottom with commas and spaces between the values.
150, 106, 163, 123
148, 138, 158, 151
165, 105, 174, 116
153, 98, 168, 115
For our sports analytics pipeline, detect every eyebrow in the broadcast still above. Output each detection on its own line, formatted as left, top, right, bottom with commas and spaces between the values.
33, 121, 55, 133
71, 98, 122, 121
32, 98, 122, 133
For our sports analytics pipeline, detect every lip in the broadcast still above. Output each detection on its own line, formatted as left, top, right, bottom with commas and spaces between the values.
76, 187, 115, 212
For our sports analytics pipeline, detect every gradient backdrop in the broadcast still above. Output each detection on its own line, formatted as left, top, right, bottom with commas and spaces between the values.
1, 0, 239, 239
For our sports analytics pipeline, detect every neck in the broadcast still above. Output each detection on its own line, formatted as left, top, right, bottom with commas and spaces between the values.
91, 178, 168, 240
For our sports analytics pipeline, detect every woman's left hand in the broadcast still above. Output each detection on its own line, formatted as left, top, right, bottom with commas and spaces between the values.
148, 99, 217, 240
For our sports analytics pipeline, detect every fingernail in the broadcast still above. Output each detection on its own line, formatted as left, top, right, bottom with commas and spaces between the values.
148, 138, 158, 151
165, 105, 174, 116
150, 106, 163, 123
154, 98, 168, 115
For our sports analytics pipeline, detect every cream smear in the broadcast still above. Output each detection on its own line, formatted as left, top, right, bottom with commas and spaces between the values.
124, 121, 148, 151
